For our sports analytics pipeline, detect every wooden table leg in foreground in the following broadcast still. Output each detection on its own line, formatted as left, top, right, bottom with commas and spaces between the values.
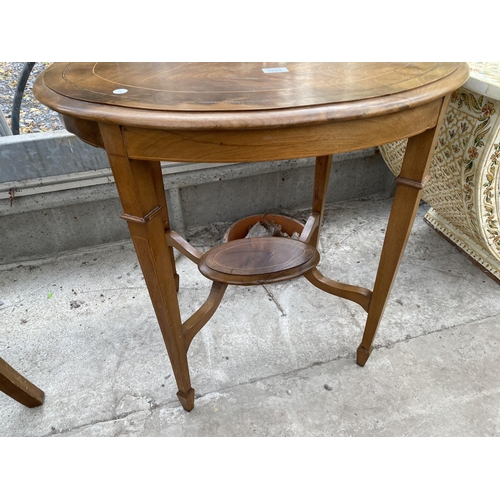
99, 123, 194, 411
357, 98, 449, 366
0, 357, 45, 408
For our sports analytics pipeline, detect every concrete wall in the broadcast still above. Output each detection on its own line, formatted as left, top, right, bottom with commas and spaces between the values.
0, 131, 394, 266
0, 131, 108, 182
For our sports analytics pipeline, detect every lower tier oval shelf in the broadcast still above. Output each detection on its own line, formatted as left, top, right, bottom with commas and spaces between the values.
198, 237, 320, 285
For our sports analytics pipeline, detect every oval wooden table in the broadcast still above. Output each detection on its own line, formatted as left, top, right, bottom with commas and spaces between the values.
34, 62, 469, 411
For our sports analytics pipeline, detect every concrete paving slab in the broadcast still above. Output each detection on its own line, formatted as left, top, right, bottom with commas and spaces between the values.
48, 315, 500, 437
1, 197, 499, 436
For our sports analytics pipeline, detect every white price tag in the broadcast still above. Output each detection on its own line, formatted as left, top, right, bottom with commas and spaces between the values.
262, 67, 289, 74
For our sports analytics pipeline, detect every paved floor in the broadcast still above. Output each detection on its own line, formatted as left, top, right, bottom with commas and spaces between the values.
1, 196, 499, 436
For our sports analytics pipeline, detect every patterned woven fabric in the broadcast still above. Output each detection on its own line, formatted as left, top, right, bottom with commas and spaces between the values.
379, 62, 500, 278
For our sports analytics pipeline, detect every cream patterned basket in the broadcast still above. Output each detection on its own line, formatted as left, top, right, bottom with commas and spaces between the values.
379, 62, 500, 282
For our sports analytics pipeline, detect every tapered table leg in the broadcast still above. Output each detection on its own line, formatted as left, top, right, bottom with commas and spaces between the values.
310, 155, 333, 247
0, 358, 44, 408
357, 98, 449, 366
99, 123, 194, 411
151, 161, 180, 292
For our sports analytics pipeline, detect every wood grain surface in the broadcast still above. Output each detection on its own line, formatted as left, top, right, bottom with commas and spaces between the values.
0, 357, 45, 408
41, 62, 460, 111
35, 62, 469, 130
32, 62, 471, 411
198, 237, 320, 285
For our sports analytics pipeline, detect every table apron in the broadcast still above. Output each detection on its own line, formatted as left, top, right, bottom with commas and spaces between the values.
119, 99, 442, 163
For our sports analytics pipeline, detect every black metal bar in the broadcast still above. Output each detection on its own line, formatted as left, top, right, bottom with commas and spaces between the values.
11, 62, 36, 135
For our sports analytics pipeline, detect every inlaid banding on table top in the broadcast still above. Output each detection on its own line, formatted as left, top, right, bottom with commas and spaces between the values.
41, 62, 466, 113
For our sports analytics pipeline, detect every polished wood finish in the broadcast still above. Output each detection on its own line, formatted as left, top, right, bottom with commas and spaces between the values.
119, 102, 442, 163
309, 155, 333, 247
34, 62, 469, 411
305, 269, 372, 313
98, 122, 193, 410
37, 63, 468, 129
0, 357, 45, 408
198, 237, 320, 285
166, 230, 203, 264
183, 282, 227, 350
356, 101, 450, 365
43, 62, 461, 112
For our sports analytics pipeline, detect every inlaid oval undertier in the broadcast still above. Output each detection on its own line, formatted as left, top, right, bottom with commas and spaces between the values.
198, 237, 320, 285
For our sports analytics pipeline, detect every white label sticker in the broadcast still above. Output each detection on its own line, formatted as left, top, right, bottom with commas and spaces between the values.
262, 67, 289, 74
113, 88, 128, 94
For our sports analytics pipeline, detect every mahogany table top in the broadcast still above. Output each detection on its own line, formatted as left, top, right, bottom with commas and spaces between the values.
35, 62, 469, 130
